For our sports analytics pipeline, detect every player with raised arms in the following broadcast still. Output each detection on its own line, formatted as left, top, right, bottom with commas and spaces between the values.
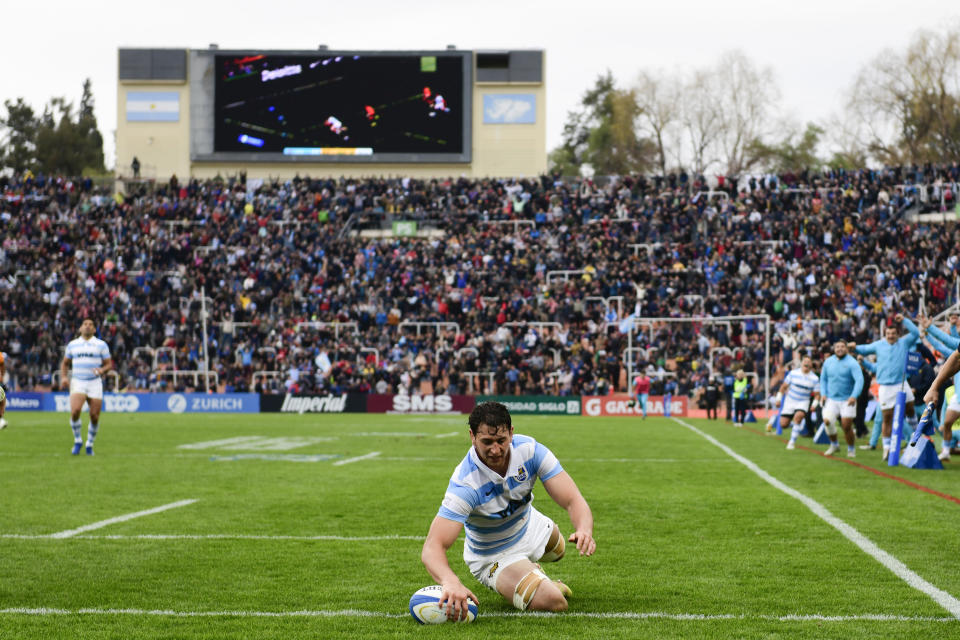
421, 401, 595, 620
850, 314, 920, 460
60, 318, 113, 455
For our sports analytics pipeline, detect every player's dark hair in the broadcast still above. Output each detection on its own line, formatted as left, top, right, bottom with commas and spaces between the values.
469, 401, 512, 434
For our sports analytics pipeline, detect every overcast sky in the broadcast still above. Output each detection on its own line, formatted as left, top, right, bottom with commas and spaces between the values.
2, 0, 955, 169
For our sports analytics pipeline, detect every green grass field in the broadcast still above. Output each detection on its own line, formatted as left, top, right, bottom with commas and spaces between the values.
1, 411, 959, 639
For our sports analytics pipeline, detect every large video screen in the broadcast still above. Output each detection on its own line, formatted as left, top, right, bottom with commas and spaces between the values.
213, 53, 466, 157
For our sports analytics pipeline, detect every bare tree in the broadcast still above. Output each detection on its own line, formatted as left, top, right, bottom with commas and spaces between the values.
680, 69, 722, 176
712, 51, 780, 176
634, 70, 682, 175
845, 24, 960, 165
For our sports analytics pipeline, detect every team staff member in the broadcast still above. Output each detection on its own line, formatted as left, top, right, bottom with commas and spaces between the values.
421, 402, 595, 619
704, 377, 720, 420
723, 370, 736, 421
732, 370, 750, 427
60, 318, 113, 456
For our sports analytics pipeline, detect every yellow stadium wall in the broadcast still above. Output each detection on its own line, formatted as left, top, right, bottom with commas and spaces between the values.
116, 83, 191, 181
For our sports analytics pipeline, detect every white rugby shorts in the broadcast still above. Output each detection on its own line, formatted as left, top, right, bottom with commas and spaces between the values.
781, 397, 811, 417
878, 383, 914, 411
464, 505, 556, 591
70, 377, 104, 400
822, 397, 857, 423
946, 396, 960, 414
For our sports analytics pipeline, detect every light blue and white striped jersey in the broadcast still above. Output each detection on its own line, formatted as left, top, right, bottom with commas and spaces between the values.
65, 337, 111, 381
438, 434, 563, 556
783, 368, 819, 403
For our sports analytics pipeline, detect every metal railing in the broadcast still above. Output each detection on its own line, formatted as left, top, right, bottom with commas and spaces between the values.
153, 347, 177, 370
359, 347, 380, 367
399, 321, 460, 336
155, 369, 219, 389
478, 220, 535, 232
461, 371, 495, 394
251, 370, 283, 390
455, 347, 479, 362
546, 270, 586, 283
296, 322, 359, 338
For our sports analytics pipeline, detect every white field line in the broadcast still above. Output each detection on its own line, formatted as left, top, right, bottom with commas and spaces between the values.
178, 437, 267, 450
434, 432, 461, 438
46, 500, 198, 539
349, 432, 429, 437
0, 533, 424, 541
672, 417, 960, 620
332, 452, 381, 466
0, 608, 954, 622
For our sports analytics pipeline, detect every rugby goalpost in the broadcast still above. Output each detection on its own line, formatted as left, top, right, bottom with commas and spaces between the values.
618, 314, 772, 418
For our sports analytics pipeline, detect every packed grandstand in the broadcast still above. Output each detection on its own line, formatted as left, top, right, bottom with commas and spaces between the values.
2, 165, 959, 408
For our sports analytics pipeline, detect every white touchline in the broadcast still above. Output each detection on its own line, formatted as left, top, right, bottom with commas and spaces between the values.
672, 418, 960, 620
46, 500, 198, 539
0, 533, 425, 541
0, 608, 954, 622
332, 452, 381, 466
178, 437, 266, 450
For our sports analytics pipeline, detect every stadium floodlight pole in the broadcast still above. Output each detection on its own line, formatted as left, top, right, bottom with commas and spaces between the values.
201, 286, 210, 393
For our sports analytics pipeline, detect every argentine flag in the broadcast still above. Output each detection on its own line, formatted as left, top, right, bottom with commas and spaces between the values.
126, 91, 180, 122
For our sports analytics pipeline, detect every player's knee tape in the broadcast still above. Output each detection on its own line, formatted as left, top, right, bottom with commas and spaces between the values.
513, 568, 548, 611
824, 421, 838, 436
539, 527, 565, 562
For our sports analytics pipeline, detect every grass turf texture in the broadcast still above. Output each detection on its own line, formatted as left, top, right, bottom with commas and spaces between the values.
1, 412, 958, 639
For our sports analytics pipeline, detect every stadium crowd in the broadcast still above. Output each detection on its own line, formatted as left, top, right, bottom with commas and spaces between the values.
1, 164, 959, 401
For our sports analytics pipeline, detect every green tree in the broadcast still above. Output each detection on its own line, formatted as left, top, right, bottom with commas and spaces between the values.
77, 79, 105, 172
30, 78, 107, 175
549, 71, 654, 176
0, 97, 38, 172
749, 123, 824, 173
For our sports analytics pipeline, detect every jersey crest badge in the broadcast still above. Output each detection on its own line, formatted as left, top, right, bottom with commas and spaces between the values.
515, 466, 527, 482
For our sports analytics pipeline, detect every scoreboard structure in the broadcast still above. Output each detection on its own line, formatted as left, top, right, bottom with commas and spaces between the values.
116, 47, 546, 180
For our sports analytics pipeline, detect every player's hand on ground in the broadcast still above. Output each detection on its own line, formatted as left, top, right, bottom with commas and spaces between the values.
569, 530, 596, 556
439, 580, 478, 621
923, 388, 938, 405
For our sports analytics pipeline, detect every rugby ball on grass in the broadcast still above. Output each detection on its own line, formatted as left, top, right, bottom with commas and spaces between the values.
408, 585, 478, 624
